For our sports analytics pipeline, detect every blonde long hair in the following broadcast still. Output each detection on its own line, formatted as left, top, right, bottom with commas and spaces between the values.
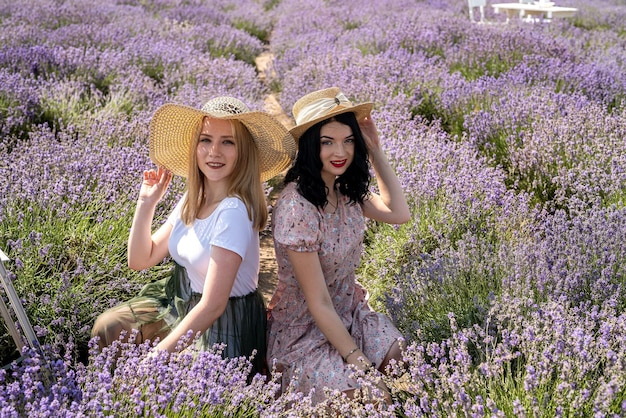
181, 118, 268, 230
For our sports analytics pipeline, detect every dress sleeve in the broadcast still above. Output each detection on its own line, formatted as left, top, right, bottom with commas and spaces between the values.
273, 185, 322, 252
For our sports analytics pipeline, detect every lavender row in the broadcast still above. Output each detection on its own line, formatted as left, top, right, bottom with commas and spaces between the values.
1, 0, 625, 415
0, 0, 274, 368
268, 0, 626, 414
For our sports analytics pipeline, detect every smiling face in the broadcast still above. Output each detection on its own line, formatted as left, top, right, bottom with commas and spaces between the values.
318, 119, 355, 187
195, 117, 238, 185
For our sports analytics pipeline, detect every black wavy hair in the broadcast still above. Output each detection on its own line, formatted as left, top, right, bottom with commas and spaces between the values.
284, 112, 371, 209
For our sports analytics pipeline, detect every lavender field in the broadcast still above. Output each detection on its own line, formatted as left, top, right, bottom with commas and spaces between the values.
1, 0, 626, 416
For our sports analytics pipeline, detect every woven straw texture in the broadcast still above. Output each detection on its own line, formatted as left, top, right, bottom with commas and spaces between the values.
289, 87, 373, 143
149, 99, 295, 182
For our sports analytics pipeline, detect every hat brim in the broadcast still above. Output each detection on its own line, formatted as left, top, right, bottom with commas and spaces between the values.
288, 102, 373, 145
149, 103, 296, 182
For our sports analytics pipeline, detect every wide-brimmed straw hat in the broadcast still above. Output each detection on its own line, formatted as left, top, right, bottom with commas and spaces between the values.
149, 97, 296, 181
289, 87, 373, 144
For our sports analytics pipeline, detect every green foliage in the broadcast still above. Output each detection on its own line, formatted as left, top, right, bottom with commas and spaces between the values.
0, 198, 164, 365
170, 402, 260, 417
263, 0, 280, 11
89, 72, 117, 97
360, 193, 504, 345
101, 89, 143, 119
206, 39, 258, 66
449, 54, 517, 81
139, 59, 165, 85
604, 190, 626, 209
391, 252, 500, 345
0, 96, 25, 142
233, 19, 270, 43
411, 88, 468, 139
39, 90, 98, 130
342, 19, 360, 31
359, 220, 412, 312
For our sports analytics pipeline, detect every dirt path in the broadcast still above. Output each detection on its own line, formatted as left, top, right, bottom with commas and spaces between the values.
254, 51, 294, 130
257, 205, 280, 304
254, 50, 292, 304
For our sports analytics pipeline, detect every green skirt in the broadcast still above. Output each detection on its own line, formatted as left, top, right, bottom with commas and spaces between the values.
133, 263, 267, 375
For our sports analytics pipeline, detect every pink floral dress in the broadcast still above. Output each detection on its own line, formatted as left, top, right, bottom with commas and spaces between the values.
266, 182, 402, 403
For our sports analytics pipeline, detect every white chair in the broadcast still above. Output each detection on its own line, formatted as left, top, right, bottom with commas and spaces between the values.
468, 0, 487, 23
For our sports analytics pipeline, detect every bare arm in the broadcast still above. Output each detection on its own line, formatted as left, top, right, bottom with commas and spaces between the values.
359, 115, 411, 224
127, 167, 173, 271
155, 245, 241, 352
288, 249, 373, 371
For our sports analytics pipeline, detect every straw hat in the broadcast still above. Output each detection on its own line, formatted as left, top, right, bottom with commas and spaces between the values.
149, 97, 296, 182
289, 87, 373, 144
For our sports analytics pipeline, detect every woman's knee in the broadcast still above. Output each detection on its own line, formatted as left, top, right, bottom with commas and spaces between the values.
91, 308, 135, 349
379, 339, 404, 372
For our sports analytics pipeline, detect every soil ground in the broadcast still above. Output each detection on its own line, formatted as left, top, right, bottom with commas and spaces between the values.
257, 201, 280, 304
254, 51, 292, 304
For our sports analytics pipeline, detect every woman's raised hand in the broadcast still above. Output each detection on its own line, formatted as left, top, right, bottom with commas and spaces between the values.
358, 115, 384, 162
138, 166, 172, 204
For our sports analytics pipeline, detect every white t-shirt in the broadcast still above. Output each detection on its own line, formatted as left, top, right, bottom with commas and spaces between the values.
167, 195, 260, 297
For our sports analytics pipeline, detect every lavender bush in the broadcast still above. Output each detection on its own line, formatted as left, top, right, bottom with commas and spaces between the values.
1, 0, 625, 415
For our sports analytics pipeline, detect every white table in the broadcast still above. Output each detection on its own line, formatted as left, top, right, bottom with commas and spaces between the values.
491, 3, 578, 22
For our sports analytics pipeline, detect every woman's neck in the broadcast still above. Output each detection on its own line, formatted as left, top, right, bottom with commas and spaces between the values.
325, 182, 339, 213
321, 173, 336, 193
203, 179, 228, 200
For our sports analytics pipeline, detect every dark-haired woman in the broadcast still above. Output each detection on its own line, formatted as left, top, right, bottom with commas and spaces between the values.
266, 87, 411, 403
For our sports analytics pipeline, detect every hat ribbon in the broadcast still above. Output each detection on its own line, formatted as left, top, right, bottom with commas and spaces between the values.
295, 92, 353, 126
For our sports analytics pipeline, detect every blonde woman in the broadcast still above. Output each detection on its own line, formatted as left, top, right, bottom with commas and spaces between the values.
92, 97, 295, 376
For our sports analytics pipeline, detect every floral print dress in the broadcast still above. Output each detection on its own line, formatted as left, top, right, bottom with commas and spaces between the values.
266, 182, 402, 403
